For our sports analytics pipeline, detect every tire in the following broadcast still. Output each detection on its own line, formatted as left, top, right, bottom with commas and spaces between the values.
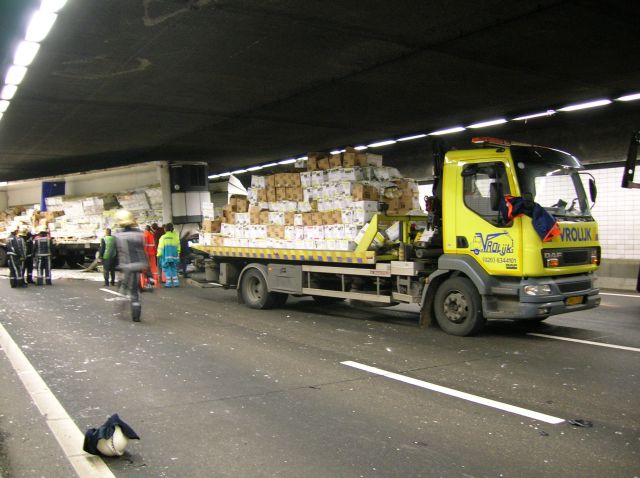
0, 247, 6, 267
240, 268, 279, 309
434, 277, 485, 336
51, 255, 66, 269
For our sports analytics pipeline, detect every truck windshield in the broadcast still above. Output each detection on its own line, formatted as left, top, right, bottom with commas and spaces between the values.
511, 146, 592, 219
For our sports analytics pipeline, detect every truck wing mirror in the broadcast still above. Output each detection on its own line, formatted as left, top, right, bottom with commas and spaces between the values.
589, 178, 597, 202
489, 182, 503, 211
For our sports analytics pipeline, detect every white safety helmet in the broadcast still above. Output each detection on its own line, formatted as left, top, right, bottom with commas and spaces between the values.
96, 425, 129, 457
115, 209, 136, 227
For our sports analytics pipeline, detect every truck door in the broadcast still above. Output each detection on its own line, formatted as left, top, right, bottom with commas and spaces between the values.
455, 161, 522, 276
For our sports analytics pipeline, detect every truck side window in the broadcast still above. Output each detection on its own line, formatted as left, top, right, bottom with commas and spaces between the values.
463, 163, 510, 225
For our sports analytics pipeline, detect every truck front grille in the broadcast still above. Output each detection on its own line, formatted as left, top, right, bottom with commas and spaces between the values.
557, 280, 591, 293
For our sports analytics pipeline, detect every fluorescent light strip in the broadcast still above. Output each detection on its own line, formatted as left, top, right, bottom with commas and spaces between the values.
26, 10, 58, 43
246, 165, 263, 171
367, 139, 396, 148
397, 133, 427, 142
512, 110, 556, 121
354, 145, 368, 150
262, 162, 278, 168
296, 156, 308, 161
557, 99, 611, 112
330, 150, 341, 155
0, 101, 9, 113
5, 65, 27, 85
13, 41, 40, 67
219, 172, 232, 177
428, 126, 465, 136
278, 158, 296, 165
616, 93, 640, 102
1, 85, 17, 100
40, 0, 68, 13
467, 118, 507, 129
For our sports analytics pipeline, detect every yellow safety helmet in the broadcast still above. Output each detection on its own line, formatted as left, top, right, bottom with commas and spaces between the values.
18, 225, 29, 236
115, 209, 136, 227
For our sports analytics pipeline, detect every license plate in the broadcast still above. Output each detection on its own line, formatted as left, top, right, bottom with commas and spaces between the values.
566, 295, 584, 305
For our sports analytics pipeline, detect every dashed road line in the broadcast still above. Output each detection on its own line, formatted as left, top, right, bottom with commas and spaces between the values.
341, 360, 565, 425
527, 333, 640, 352
0, 321, 115, 478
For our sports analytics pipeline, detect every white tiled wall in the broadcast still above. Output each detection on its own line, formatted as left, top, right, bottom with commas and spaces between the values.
589, 166, 640, 260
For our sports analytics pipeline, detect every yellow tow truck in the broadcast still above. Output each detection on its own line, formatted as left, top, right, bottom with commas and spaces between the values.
194, 137, 601, 336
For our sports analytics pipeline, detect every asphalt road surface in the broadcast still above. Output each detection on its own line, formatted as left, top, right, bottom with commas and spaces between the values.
0, 272, 638, 477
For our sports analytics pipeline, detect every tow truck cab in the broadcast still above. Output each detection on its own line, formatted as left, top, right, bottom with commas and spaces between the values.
434, 138, 600, 324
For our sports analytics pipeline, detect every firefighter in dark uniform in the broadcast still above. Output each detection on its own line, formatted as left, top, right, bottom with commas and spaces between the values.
113, 210, 148, 322
21, 226, 35, 284
34, 226, 53, 285
7, 224, 27, 288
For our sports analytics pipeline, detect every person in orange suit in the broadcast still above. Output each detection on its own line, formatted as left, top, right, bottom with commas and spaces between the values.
140, 225, 158, 289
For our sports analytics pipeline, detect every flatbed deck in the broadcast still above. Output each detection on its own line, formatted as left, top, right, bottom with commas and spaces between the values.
193, 245, 379, 264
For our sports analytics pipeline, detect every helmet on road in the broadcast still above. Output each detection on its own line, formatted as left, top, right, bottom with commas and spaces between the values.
96, 425, 129, 457
115, 209, 136, 227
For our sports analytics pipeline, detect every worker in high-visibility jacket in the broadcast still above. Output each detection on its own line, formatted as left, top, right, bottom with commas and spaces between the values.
157, 223, 180, 287
140, 225, 158, 289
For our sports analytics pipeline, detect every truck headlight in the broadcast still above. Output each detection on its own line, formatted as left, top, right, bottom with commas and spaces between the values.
523, 284, 552, 296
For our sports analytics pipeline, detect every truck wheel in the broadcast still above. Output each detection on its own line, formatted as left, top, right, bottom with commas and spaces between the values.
240, 269, 279, 309
434, 277, 485, 336
51, 255, 66, 269
0, 247, 6, 267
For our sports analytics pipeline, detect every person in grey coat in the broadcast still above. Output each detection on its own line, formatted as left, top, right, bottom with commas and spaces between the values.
113, 210, 148, 322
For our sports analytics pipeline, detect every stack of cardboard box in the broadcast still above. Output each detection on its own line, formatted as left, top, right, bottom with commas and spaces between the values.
204, 149, 423, 251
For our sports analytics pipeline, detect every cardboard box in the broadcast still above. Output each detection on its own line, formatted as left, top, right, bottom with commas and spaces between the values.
353, 200, 379, 213
284, 212, 296, 226
221, 223, 236, 237
318, 158, 330, 170
259, 210, 270, 224
365, 153, 383, 167
268, 211, 285, 225
311, 170, 326, 185
311, 212, 323, 226
251, 175, 266, 188
342, 152, 356, 168
266, 188, 277, 202
329, 154, 342, 168
267, 225, 285, 239
266, 175, 276, 188
201, 219, 221, 233
257, 188, 268, 202
304, 225, 324, 240
307, 152, 329, 171
353, 183, 379, 201
276, 187, 287, 201
300, 171, 313, 187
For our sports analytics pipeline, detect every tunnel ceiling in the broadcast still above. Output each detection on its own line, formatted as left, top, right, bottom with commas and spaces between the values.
0, 0, 638, 181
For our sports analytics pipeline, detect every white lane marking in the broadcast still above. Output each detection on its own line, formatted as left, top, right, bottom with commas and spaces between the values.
0, 322, 115, 478
600, 292, 640, 299
528, 333, 640, 352
100, 287, 125, 297
341, 360, 565, 425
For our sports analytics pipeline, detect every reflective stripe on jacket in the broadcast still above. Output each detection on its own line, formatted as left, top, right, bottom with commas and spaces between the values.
143, 230, 157, 256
